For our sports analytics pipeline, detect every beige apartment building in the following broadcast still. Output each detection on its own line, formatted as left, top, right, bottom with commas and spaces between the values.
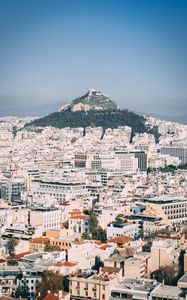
124, 252, 151, 279
69, 269, 119, 300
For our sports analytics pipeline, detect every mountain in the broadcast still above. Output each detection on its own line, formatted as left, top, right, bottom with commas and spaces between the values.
59, 89, 119, 112
24, 90, 159, 141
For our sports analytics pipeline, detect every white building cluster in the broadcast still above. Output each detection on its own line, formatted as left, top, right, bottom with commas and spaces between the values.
0, 116, 187, 300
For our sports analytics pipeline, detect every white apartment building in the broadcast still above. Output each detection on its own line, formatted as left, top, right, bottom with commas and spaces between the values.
30, 179, 89, 202
30, 206, 62, 231
68, 210, 90, 235
144, 196, 187, 225
68, 241, 96, 269
107, 223, 139, 239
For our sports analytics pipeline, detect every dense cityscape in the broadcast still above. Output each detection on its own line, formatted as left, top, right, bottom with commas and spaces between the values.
0, 90, 187, 300
1, 0, 187, 299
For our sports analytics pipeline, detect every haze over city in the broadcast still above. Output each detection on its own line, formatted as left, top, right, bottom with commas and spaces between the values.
0, 0, 187, 121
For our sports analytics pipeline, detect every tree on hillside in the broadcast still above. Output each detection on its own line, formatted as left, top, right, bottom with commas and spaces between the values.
36, 270, 64, 298
88, 212, 107, 243
81, 232, 91, 240
5, 237, 19, 265
5, 237, 18, 258
151, 265, 178, 285
92, 256, 104, 272
13, 276, 30, 299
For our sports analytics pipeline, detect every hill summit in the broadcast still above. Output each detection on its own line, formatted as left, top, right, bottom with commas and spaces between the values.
24, 89, 160, 142
59, 89, 119, 112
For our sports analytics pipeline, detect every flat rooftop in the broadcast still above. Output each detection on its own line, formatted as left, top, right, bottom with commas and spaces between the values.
151, 285, 182, 297
144, 195, 187, 204
112, 278, 158, 293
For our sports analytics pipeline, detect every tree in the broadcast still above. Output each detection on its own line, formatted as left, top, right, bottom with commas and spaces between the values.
114, 214, 124, 225
36, 270, 64, 298
44, 243, 60, 252
88, 212, 107, 242
92, 256, 104, 272
81, 232, 91, 240
5, 237, 18, 258
94, 227, 107, 243
88, 212, 98, 234
7, 259, 18, 266
151, 265, 178, 286
16, 272, 23, 281
14, 276, 30, 299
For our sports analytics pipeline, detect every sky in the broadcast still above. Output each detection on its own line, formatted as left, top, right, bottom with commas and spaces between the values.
0, 0, 187, 119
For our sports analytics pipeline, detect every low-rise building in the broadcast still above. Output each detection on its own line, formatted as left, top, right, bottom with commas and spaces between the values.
107, 223, 139, 239
70, 269, 119, 300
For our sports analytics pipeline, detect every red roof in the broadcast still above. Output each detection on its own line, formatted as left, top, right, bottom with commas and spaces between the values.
70, 215, 89, 220
15, 251, 31, 260
42, 293, 58, 300
61, 261, 77, 267
69, 209, 89, 220
108, 236, 132, 244
94, 240, 103, 245
30, 237, 50, 244
99, 244, 112, 250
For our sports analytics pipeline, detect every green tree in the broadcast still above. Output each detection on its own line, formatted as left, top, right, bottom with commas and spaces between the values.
14, 277, 30, 299
92, 256, 104, 272
88, 212, 98, 234
88, 212, 107, 242
7, 259, 18, 266
94, 227, 107, 243
81, 232, 91, 240
36, 270, 64, 298
115, 214, 124, 224
5, 237, 18, 258
16, 272, 23, 281
151, 265, 178, 285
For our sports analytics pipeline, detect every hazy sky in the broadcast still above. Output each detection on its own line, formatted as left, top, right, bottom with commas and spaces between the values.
0, 0, 187, 117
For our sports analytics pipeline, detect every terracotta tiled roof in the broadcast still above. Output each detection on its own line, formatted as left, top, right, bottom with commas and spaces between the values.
15, 251, 31, 259
61, 261, 78, 267
30, 237, 50, 244
99, 244, 112, 250
55, 261, 77, 267
108, 236, 132, 244
42, 293, 58, 300
94, 240, 103, 245
70, 215, 89, 220
69, 209, 89, 220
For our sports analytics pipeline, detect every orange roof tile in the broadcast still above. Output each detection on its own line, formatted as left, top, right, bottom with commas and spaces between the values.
108, 236, 132, 244
61, 261, 78, 267
99, 244, 112, 250
94, 240, 103, 245
30, 237, 50, 244
70, 215, 89, 220
15, 251, 31, 260
42, 293, 58, 300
